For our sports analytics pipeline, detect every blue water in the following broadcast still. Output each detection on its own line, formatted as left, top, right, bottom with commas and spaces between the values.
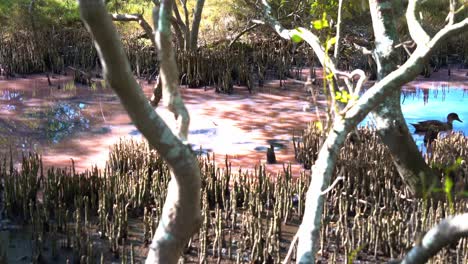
361, 86, 468, 148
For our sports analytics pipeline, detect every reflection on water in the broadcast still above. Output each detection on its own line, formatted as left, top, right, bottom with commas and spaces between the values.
402, 85, 467, 148
362, 77, 467, 150
1, 70, 466, 173
24, 102, 90, 143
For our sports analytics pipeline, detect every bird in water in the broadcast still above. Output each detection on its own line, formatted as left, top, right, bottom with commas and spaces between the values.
411, 113, 462, 133
411, 113, 462, 145
266, 144, 276, 164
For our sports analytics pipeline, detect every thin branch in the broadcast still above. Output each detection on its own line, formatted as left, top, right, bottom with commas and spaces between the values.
334, 0, 343, 60
228, 22, 262, 48
321, 176, 344, 195
172, 2, 187, 31
445, 0, 456, 25
398, 213, 468, 264
353, 43, 373, 55
111, 13, 156, 47
282, 231, 299, 264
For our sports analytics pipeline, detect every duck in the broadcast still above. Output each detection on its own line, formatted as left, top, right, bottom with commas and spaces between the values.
411, 113, 462, 133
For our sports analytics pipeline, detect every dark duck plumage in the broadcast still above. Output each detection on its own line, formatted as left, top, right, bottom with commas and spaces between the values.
411, 113, 462, 133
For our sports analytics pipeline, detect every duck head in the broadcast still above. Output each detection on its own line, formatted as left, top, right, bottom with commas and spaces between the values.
447, 113, 462, 123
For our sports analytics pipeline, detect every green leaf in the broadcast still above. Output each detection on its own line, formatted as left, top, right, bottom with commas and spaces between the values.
312, 19, 329, 30
314, 121, 323, 131
291, 29, 303, 43
326, 37, 336, 50
444, 176, 454, 194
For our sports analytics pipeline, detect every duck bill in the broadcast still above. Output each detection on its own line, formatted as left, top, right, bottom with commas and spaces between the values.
457, 118, 463, 123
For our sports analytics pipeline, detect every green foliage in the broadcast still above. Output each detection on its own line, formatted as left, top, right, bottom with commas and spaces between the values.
348, 243, 367, 264
335, 90, 358, 103
312, 11, 329, 30
0, 0, 80, 31
430, 157, 464, 214
291, 28, 304, 43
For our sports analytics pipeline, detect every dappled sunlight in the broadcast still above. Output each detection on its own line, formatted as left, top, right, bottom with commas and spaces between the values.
2, 69, 466, 175
0, 74, 319, 176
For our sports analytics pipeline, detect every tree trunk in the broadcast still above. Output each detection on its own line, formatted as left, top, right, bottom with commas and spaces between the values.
78, 1, 201, 264
369, 0, 441, 196
189, 0, 205, 51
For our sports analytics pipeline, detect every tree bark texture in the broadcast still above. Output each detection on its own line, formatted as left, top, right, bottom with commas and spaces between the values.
369, 0, 441, 196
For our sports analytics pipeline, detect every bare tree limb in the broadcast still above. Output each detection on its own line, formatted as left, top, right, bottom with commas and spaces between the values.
445, 0, 456, 25
111, 13, 156, 47
172, 2, 187, 32
282, 231, 299, 264
353, 43, 373, 55
258, 0, 468, 262
334, 0, 344, 60
228, 22, 262, 48
398, 213, 468, 264
154, 0, 190, 141
189, 0, 205, 50
321, 176, 344, 195
406, 0, 430, 46
78, 1, 201, 263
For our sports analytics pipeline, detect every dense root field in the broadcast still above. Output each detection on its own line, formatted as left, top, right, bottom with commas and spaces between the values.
1, 126, 467, 263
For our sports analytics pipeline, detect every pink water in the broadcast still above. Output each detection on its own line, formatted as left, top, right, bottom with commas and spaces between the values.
1, 68, 466, 176
0, 73, 321, 176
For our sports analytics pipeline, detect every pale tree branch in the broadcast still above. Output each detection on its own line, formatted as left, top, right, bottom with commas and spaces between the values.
259, 0, 468, 262
154, 0, 190, 141
353, 43, 373, 55
345, 17, 468, 124
445, 0, 456, 25
398, 213, 468, 264
78, 1, 201, 263
282, 231, 299, 264
406, 0, 430, 46
321, 176, 344, 195
110, 13, 156, 47
334, 0, 344, 60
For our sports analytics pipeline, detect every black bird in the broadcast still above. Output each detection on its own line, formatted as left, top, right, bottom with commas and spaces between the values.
411, 113, 462, 133
423, 128, 439, 145
266, 144, 276, 164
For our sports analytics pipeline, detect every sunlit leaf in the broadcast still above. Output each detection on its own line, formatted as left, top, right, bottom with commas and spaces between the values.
291, 28, 303, 43
444, 176, 453, 194
312, 19, 329, 30
326, 37, 336, 50
314, 121, 323, 131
